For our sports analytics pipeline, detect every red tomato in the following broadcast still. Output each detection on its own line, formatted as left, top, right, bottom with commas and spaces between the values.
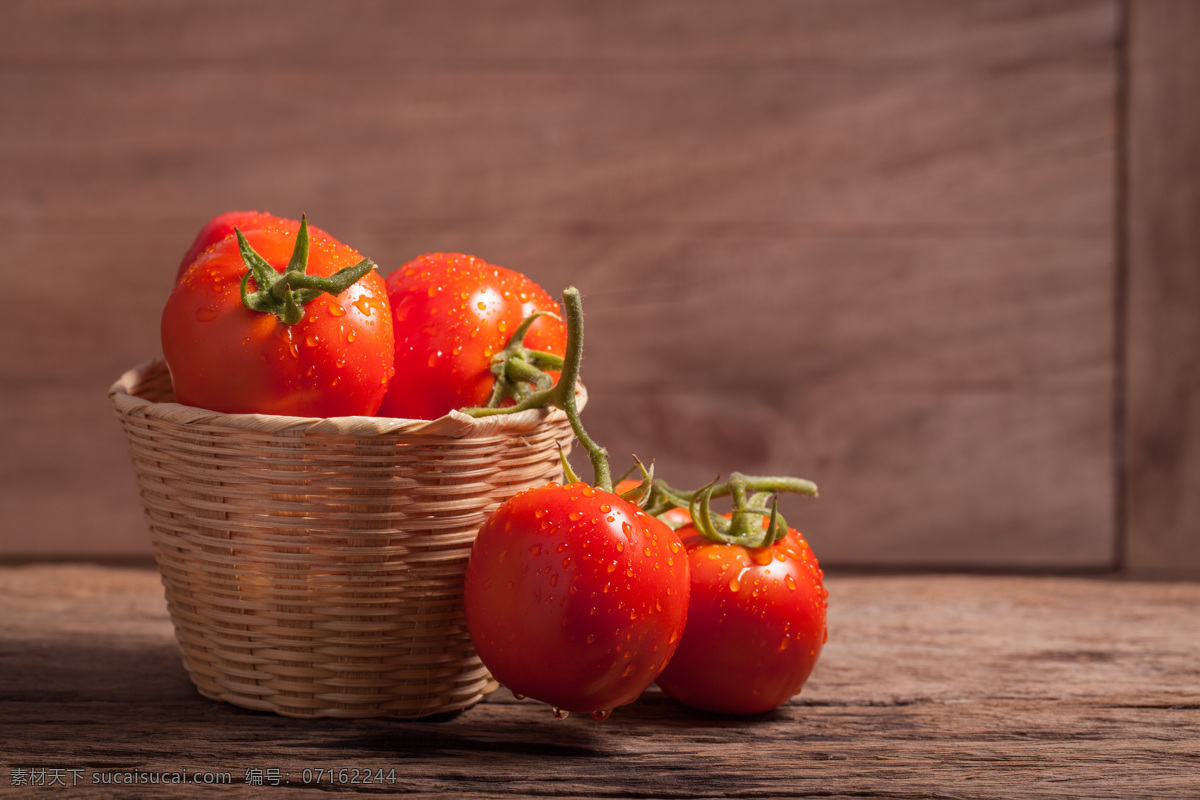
654, 521, 827, 715
376, 252, 567, 419
162, 220, 394, 417
175, 211, 335, 283
464, 482, 690, 717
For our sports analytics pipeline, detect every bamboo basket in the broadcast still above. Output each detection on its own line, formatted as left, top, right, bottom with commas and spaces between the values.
109, 359, 581, 719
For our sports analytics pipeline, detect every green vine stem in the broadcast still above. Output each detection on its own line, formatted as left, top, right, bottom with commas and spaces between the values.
465, 287, 614, 493
239, 214, 377, 325
641, 472, 818, 548
483, 311, 566, 408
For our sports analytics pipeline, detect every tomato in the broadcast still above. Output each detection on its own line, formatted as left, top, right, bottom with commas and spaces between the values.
175, 210, 337, 283
654, 520, 827, 715
376, 252, 567, 419
464, 482, 690, 718
162, 217, 394, 417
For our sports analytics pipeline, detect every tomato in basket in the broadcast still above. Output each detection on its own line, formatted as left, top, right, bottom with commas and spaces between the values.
376, 252, 567, 419
162, 215, 394, 417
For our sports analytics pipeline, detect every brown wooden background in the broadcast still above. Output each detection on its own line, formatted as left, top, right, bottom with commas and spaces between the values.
1, 0, 1196, 577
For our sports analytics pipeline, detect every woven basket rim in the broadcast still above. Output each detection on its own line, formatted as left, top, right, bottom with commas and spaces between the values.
109, 358, 583, 438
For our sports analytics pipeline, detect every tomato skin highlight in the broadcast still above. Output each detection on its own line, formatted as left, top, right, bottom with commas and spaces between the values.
162, 222, 394, 417
654, 524, 828, 715
377, 252, 567, 420
175, 211, 342, 285
464, 482, 690, 715
176, 211, 279, 284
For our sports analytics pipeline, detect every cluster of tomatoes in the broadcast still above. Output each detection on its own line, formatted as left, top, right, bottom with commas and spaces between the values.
162, 211, 828, 720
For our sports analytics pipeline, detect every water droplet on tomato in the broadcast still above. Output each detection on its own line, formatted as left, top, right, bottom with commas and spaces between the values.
305, 334, 320, 348
552, 708, 570, 720
529, 544, 542, 556
353, 297, 375, 316
346, 330, 357, 343
194, 306, 218, 322
590, 709, 611, 722
729, 576, 741, 593
785, 574, 798, 591
512, 692, 526, 700
328, 302, 346, 317
549, 574, 559, 588
599, 503, 611, 514
585, 633, 596, 644
498, 320, 508, 332
568, 511, 582, 522
615, 540, 624, 552
606, 561, 618, 574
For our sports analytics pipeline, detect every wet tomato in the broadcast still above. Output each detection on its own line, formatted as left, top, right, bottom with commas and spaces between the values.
655, 521, 827, 715
464, 482, 690, 718
175, 211, 341, 285
376, 252, 567, 419
162, 217, 394, 417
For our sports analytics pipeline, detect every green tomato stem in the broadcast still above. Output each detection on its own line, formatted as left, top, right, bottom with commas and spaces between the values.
238, 213, 377, 325
643, 472, 818, 547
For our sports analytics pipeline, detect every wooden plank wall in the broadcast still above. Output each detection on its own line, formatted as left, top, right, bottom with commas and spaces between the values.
1123, 0, 1200, 579
2, 0, 1176, 573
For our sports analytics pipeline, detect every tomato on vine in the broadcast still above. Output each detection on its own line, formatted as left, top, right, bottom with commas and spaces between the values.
463, 288, 690, 719
377, 252, 567, 419
162, 215, 394, 417
649, 476, 827, 715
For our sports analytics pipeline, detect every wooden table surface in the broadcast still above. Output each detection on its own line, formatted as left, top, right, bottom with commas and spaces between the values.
1, 564, 1197, 799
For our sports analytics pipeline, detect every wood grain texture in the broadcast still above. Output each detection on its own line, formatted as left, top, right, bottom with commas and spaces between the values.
1123, 0, 1200, 578
0, 1, 1119, 567
1, 565, 1197, 798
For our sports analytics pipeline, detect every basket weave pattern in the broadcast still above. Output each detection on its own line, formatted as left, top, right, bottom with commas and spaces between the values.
109, 360, 579, 719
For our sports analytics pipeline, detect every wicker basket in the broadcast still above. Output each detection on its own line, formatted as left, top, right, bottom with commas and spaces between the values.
109, 359, 581, 719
